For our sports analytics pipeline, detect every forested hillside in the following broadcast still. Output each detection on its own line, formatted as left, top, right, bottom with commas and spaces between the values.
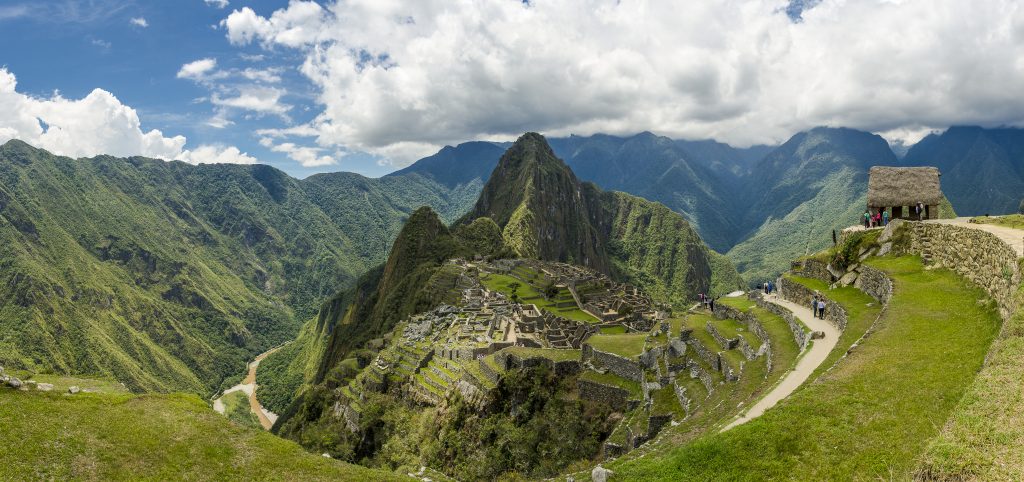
0, 140, 479, 394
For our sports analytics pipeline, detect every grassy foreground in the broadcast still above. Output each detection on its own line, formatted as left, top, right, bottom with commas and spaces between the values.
915, 257, 1024, 480
606, 256, 1001, 480
0, 388, 404, 481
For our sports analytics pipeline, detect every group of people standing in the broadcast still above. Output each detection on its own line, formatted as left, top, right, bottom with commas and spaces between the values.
863, 208, 890, 228
698, 293, 717, 312
863, 202, 927, 228
811, 294, 827, 319
762, 281, 775, 295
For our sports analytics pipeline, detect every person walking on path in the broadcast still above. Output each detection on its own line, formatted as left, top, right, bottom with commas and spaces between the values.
710, 297, 716, 313
811, 294, 819, 318
882, 209, 890, 226
817, 299, 826, 319
864, 211, 871, 228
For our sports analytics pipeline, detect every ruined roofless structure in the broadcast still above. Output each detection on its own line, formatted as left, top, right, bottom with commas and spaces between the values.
867, 166, 943, 220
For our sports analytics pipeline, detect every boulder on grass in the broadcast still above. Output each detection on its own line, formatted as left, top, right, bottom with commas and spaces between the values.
37, 383, 54, 392
7, 377, 22, 389
68, 386, 81, 395
592, 465, 613, 482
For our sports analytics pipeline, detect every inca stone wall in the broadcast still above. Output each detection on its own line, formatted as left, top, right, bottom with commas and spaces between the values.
892, 220, 1020, 318
706, 323, 738, 350
854, 264, 893, 305
776, 278, 848, 332
685, 337, 720, 372
578, 378, 633, 411
797, 259, 834, 284
583, 344, 645, 382
713, 302, 772, 368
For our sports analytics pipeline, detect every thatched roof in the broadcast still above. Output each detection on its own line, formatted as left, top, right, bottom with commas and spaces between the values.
867, 166, 943, 207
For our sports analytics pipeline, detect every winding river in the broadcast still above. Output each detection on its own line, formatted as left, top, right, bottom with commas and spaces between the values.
212, 344, 285, 430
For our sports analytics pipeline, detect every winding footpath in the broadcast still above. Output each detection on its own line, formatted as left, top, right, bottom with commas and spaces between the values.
213, 345, 285, 430
722, 295, 841, 431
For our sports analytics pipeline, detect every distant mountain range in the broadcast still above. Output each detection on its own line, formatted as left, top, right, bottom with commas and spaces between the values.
393, 125, 1024, 282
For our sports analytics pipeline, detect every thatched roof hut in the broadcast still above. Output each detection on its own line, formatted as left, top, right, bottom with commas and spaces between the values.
867, 166, 942, 208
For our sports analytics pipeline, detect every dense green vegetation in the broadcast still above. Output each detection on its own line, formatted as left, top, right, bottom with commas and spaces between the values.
276, 365, 614, 480
0, 387, 403, 480
0, 140, 479, 395
607, 256, 1001, 479
221, 390, 261, 429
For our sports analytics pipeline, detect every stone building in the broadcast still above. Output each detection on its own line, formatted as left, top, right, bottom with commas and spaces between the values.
866, 166, 943, 220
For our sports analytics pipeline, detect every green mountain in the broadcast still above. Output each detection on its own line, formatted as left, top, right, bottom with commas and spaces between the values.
727, 127, 897, 283
0, 140, 477, 394
465, 132, 743, 300
272, 132, 741, 438
902, 126, 1024, 215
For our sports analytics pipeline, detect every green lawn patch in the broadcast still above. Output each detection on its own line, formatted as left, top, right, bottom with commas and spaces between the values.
481, 272, 598, 323
504, 347, 581, 362
609, 256, 1001, 480
0, 390, 403, 480
586, 333, 647, 358
599, 325, 628, 335
220, 390, 261, 429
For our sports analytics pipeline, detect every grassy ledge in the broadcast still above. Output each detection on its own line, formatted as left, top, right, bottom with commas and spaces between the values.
0, 388, 405, 481
606, 256, 1000, 480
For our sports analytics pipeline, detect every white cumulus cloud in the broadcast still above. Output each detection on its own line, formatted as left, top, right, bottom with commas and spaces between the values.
221, 0, 1024, 165
205, 0, 229, 8
177, 58, 220, 81
130, 17, 148, 28
0, 68, 256, 165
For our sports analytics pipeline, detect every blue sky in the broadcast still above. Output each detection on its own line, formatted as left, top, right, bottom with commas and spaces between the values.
1, 1, 1022, 179
0, 0, 390, 177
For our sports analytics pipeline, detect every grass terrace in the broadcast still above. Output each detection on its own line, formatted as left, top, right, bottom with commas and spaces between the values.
585, 333, 647, 358
578, 370, 642, 399
599, 325, 628, 335
480, 272, 599, 323
503, 347, 582, 362
608, 256, 1001, 480
0, 389, 404, 480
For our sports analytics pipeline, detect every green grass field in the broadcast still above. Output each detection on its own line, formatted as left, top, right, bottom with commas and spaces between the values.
606, 256, 1001, 480
221, 390, 261, 429
585, 333, 647, 358
480, 272, 599, 323
0, 387, 404, 481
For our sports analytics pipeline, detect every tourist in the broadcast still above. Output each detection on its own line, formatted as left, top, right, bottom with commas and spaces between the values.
811, 295, 818, 318
915, 202, 924, 221
817, 299, 826, 318
709, 297, 715, 312
863, 210, 871, 228
882, 209, 890, 226
873, 210, 882, 227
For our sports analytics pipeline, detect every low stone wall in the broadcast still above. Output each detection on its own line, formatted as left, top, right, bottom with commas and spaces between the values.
713, 302, 771, 365
687, 359, 715, 393
583, 344, 645, 383
776, 278, 848, 332
737, 337, 757, 361
501, 352, 582, 377
751, 289, 812, 348
479, 359, 501, 384
706, 323, 738, 350
578, 378, 631, 411
797, 259, 834, 283
891, 220, 1020, 318
685, 338, 720, 372
854, 264, 893, 305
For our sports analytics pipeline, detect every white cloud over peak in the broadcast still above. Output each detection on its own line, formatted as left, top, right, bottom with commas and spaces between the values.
211, 85, 290, 117
0, 68, 256, 165
222, 0, 1024, 164
205, 0, 229, 9
130, 17, 148, 28
259, 136, 336, 167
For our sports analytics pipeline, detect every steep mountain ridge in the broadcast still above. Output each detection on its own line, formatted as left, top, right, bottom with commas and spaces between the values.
0, 140, 479, 393
467, 132, 742, 300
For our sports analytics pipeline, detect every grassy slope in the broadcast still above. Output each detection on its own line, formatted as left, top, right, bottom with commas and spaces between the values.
728, 168, 866, 285
971, 213, 1024, 229
608, 256, 1000, 480
915, 258, 1024, 479
0, 141, 478, 395
255, 319, 327, 414
0, 389, 404, 481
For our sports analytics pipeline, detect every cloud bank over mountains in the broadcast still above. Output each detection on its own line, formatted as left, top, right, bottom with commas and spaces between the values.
0, 68, 257, 164
223, 0, 1024, 165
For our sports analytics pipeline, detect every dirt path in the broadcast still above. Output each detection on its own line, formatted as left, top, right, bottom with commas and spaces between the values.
721, 295, 841, 431
212, 345, 285, 430
926, 217, 1024, 256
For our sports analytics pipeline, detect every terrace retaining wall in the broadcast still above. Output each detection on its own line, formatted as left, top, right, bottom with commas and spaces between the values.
583, 344, 645, 382
774, 279, 848, 332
